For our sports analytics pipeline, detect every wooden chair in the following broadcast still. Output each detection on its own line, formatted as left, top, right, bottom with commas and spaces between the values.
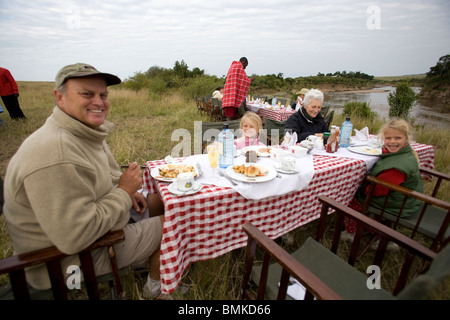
0, 230, 125, 300
241, 195, 449, 300
200, 120, 242, 152
202, 97, 213, 120
194, 96, 203, 116
323, 109, 334, 130
263, 118, 286, 146
0, 176, 3, 216
362, 169, 450, 252
319, 105, 330, 117
211, 98, 224, 122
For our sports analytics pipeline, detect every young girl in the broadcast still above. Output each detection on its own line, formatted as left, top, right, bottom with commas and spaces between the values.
234, 111, 266, 150
343, 118, 423, 237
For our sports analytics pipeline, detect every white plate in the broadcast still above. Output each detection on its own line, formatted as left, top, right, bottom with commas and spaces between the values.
150, 163, 200, 182
347, 145, 382, 156
168, 181, 202, 196
226, 164, 277, 183
241, 145, 271, 157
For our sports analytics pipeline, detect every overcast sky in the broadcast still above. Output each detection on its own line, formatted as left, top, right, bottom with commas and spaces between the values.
1, 0, 449, 82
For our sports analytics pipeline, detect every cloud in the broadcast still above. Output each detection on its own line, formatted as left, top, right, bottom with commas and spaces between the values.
0, 0, 449, 81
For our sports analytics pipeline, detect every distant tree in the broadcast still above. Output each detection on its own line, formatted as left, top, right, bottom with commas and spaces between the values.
426, 54, 450, 79
192, 67, 205, 77
173, 60, 190, 78
388, 82, 418, 119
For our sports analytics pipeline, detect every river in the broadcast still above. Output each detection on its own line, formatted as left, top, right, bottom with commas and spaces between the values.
323, 86, 450, 128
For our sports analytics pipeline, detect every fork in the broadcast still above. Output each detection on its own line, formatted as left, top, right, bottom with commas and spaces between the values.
218, 169, 238, 186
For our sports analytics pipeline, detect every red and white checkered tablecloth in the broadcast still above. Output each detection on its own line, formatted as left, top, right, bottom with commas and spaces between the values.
142, 143, 434, 294
247, 103, 295, 122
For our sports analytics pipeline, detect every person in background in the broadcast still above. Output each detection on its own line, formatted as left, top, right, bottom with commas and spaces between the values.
341, 119, 423, 248
0, 67, 27, 120
291, 88, 309, 111
234, 111, 266, 150
285, 88, 328, 142
212, 86, 224, 100
2, 63, 168, 300
222, 57, 252, 120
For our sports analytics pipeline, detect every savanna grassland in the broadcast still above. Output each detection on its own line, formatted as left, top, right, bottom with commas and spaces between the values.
0, 80, 449, 300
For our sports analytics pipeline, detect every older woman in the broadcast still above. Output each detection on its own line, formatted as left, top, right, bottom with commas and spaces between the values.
285, 88, 328, 142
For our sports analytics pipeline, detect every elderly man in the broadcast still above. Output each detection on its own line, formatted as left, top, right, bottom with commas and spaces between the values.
3, 63, 165, 299
0, 67, 27, 120
222, 57, 252, 120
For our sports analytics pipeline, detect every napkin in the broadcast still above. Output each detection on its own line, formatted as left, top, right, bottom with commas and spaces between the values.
354, 127, 369, 140
164, 155, 174, 163
282, 132, 298, 147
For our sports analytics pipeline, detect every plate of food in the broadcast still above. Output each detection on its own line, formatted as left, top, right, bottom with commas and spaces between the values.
226, 163, 276, 183
150, 163, 199, 182
347, 145, 382, 156
241, 146, 271, 157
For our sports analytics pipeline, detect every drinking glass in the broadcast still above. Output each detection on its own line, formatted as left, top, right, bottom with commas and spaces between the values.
207, 144, 219, 175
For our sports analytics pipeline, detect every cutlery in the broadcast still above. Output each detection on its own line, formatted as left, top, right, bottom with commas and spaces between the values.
218, 169, 238, 186
120, 164, 146, 169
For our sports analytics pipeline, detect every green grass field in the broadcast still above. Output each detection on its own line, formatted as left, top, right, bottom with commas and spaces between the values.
0, 81, 448, 299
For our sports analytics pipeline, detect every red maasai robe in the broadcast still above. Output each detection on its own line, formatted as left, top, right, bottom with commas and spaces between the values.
222, 61, 251, 116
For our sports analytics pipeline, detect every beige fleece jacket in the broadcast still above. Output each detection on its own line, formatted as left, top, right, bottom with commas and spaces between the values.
3, 106, 131, 289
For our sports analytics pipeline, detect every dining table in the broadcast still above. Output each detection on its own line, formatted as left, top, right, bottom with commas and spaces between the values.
142, 141, 435, 294
246, 101, 295, 122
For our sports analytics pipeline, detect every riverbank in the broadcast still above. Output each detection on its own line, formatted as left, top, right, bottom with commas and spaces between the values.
419, 83, 450, 113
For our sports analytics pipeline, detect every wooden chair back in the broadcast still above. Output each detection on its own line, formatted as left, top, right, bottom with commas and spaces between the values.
319, 105, 330, 117
363, 171, 450, 252
0, 230, 125, 300
323, 110, 334, 129
241, 195, 442, 300
200, 120, 242, 152
263, 118, 286, 146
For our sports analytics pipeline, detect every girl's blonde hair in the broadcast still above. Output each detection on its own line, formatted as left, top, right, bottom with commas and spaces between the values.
379, 118, 419, 163
379, 118, 412, 143
240, 111, 263, 131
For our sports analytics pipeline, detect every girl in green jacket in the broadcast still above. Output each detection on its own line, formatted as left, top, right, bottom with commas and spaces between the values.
343, 118, 423, 237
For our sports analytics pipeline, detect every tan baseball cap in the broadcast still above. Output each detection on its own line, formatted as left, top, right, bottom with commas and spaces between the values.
55, 63, 121, 88
296, 88, 309, 95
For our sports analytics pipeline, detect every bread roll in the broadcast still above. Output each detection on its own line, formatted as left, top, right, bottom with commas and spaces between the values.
244, 165, 260, 177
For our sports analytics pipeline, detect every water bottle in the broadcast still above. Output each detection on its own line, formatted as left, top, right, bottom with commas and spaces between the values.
271, 97, 277, 106
218, 124, 234, 168
339, 117, 353, 148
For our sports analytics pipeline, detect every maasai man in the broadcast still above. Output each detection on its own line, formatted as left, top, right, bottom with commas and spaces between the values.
222, 57, 251, 120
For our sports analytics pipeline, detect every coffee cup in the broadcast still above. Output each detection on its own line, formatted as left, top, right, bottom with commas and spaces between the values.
176, 172, 194, 192
281, 156, 296, 172
288, 145, 308, 158
270, 148, 289, 162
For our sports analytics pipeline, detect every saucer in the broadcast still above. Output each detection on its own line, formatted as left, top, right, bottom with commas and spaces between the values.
168, 181, 202, 196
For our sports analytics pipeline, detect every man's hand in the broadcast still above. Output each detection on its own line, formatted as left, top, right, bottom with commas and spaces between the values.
131, 192, 148, 215
118, 162, 142, 196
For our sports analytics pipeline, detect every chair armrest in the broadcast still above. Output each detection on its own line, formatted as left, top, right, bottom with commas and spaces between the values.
0, 230, 125, 275
243, 223, 342, 300
318, 195, 437, 262
420, 167, 450, 181
366, 176, 450, 211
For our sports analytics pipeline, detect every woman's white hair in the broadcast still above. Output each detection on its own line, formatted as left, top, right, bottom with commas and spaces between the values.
303, 89, 324, 107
